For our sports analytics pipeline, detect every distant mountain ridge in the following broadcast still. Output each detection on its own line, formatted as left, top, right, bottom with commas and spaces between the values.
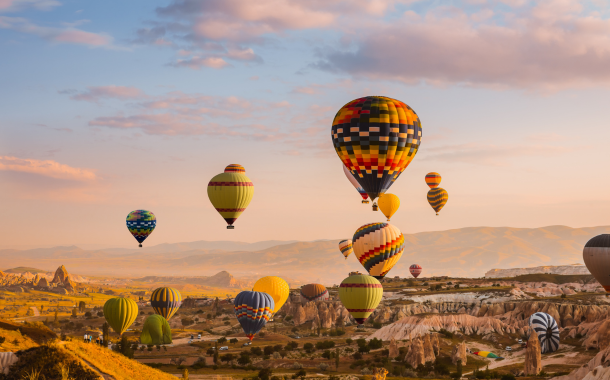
0, 225, 607, 284
484, 264, 590, 278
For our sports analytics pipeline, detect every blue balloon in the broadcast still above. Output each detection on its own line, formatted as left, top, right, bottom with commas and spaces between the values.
234, 291, 274, 341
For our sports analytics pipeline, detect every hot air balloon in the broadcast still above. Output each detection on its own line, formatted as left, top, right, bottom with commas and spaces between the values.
234, 291, 274, 341
352, 222, 405, 280
427, 188, 448, 215
529, 312, 560, 353
103, 297, 138, 336
409, 264, 422, 278
126, 210, 156, 247
140, 314, 172, 345
207, 164, 254, 229
338, 239, 353, 259
338, 274, 382, 324
150, 287, 182, 320
425, 172, 441, 188
331, 96, 422, 203
378, 194, 400, 221
343, 165, 369, 204
252, 276, 289, 314
300, 284, 329, 304
583, 234, 610, 292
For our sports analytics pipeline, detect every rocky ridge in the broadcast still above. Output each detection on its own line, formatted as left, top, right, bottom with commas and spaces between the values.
485, 264, 590, 278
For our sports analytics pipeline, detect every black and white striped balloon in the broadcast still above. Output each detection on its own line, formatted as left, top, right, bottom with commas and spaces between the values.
529, 312, 560, 353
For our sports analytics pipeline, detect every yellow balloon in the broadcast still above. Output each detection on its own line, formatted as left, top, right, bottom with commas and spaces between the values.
252, 276, 289, 314
378, 193, 400, 221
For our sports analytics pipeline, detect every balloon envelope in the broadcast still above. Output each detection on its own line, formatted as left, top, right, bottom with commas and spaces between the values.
378, 194, 400, 221
126, 210, 156, 247
339, 275, 383, 324
427, 188, 448, 215
425, 172, 441, 189
103, 297, 138, 336
331, 96, 422, 201
472, 351, 501, 359
207, 164, 254, 228
151, 287, 182, 320
409, 264, 422, 278
529, 312, 560, 354
583, 234, 610, 292
300, 284, 329, 304
234, 291, 274, 341
353, 222, 405, 279
338, 239, 354, 259
140, 314, 172, 345
343, 165, 369, 202
252, 276, 289, 314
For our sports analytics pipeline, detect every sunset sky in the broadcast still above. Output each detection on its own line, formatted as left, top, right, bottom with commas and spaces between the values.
2, 0, 610, 249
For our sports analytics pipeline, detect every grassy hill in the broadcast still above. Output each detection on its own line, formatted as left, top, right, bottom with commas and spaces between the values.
3, 267, 48, 273
508, 273, 596, 284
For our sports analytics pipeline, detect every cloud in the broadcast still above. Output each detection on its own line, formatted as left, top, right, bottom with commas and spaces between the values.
312, 1, 610, 90
0, 156, 96, 181
169, 56, 231, 69
424, 142, 574, 166
0, 16, 113, 47
69, 86, 144, 102
0, 0, 59, 12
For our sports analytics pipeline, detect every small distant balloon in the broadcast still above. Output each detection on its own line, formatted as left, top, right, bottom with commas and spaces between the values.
409, 264, 422, 278
338, 239, 353, 260
427, 188, 448, 215
378, 194, 400, 221
126, 210, 156, 247
425, 172, 441, 189
207, 164, 254, 229
300, 284, 329, 304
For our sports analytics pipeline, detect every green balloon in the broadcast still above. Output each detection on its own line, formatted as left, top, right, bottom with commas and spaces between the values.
103, 297, 138, 336
140, 314, 172, 345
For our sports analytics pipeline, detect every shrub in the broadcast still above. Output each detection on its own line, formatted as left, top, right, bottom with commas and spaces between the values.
292, 369, 306, 379
318, 363, 329, 371
501, 374, 516, 380
368, 338, 383, 349
372, 322, 382, 329
292, 362, 303, 370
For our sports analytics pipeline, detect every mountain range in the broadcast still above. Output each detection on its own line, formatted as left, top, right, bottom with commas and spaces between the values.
1, 225, 607, 285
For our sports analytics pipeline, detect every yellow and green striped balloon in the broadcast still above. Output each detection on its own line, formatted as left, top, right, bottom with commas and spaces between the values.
103, 297, 138, 336
207, 164, 254, 229
338, 274, 383, 324
427, 187, 448, 215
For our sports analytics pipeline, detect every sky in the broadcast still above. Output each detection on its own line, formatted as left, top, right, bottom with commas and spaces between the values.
1, 0, 610, 249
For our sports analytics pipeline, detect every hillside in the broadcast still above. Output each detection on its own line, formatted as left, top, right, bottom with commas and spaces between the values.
485, 264, 591, 278
0, 225, 607, 284
3, 267, 48, 274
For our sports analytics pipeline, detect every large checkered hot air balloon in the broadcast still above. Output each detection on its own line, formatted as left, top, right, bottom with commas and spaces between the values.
343, 165, 369, 204
331, 96, 422, 208
427, 188, 448, 215
234, 291, 274, 341
352, 222, 405, 280
529, 312, 560, 353
126, 210, 156, 247
207, 164, 254, 229
339, 274, 383, 324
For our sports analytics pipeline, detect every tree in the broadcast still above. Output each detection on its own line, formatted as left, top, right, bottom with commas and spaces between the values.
280, 350, 287, 359
346, 338, 353, 346
258, 368, 273, 380
102, 322, 110, 343
456, 359, 463, 377
335, 348, 340, 371
322, 350, 332, 360
229, 338, 238, 345
218, 337, 227, 344
237, 352, 251, 366
206, 313, 212, 320
317, 326, 321, 337
304, 343, 314, 353
213, 342, 219, 364
220, 353, 235, 363
292, 369, 306, 379
264, 346, 274, 356
79, 301, 86, 313
368, 338, 383, 349
40, 305, 44, 313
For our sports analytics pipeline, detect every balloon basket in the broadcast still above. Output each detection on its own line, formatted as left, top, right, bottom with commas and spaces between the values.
372, 204, 378, 211
139, 244, 142, 248
227, 226, 235, 229
362, 200, 369, 204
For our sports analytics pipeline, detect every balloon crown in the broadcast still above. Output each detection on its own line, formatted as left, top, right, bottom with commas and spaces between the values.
225, 164, 245, 173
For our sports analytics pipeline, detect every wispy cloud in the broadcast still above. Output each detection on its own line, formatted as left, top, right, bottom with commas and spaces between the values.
0, 0, 60, 13
0, 156, 96, 181
69, 86, 144, 102
169, 56, 231, 70
0, 16, 113, 47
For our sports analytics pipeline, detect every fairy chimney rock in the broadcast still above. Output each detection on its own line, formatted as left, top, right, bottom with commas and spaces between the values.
389, 338, 399, 358
525, 333, 542, 375
51, 265, 69, 285
451, 342, 467, 366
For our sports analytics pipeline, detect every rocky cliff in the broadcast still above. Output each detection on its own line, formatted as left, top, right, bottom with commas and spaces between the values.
485, 264, 590, 278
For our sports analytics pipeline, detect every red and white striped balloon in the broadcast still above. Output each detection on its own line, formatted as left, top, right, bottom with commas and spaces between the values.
409, 264, 422, 278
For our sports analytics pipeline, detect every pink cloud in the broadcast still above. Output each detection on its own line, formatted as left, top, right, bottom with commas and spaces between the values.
0, 156, 96, 181
171, 56, 231, 70
70, 86, 144, 102
314, 1, 610, 89
0, 16, 113, 47
0, 0, 59, 12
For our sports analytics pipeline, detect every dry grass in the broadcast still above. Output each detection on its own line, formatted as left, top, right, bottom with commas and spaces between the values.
64, 341, 177, 380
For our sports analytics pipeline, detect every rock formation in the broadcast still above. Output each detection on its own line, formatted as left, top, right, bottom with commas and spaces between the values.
51, 265, 69, 285
431, 333, 440, 356
554, 342, 610, 380
485, 264, 590, 278
451, 342, 467, 365
37, 277, 49, 288
405, 337, 425, 369
524, 333, 542, 375
422, 334, 435, 363
389, 338, 399, 359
